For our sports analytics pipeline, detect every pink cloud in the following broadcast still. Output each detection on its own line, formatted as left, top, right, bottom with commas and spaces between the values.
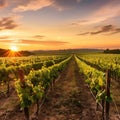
13, 0, 82, 12
0, 0, 8, 9
71, 0, 120, 27
13, 0, 53, 12
93, 1, 120, 18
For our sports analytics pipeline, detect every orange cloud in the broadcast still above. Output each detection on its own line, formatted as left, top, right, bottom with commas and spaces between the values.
0, 40, 11, 43
0, 36, 9, 39
33, 35, 45, 39
19, 40, 69, 46
0, 39, 69, 46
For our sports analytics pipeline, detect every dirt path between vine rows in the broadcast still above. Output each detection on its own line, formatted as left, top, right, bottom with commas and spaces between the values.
39, 58, 99, 120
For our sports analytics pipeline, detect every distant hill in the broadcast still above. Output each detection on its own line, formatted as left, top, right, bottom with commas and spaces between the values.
104, 49, 120, 54
32, 49, 103, 55
0, 48, 34, 57
0, 48, 104, 57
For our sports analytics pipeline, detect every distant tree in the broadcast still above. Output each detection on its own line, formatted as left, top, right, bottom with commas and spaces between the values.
104, 49, 120, 54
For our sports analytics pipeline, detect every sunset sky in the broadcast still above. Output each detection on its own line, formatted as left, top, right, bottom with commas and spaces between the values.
0, 0, 120, 50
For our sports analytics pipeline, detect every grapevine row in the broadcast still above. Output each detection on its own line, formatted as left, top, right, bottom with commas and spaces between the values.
15, 56, 71, 120
0, 55, 69, 96
77, 54, 120, 81
75, 55, 112, 119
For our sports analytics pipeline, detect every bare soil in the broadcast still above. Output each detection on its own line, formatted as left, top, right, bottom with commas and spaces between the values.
38, 58, 99, 120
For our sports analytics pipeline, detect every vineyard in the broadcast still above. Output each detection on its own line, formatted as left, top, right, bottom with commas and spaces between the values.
0, 53, 120, 120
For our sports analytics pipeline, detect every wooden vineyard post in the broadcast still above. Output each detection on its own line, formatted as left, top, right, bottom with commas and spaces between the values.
18, 69, 29, 120
6, 78, 10, 97
51, 79, 55, 91
105, 69, 111, 120
18, 69, 25, 83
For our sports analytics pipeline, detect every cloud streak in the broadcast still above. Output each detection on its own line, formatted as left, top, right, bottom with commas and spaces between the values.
77, 32, 89, 36
19, 40, 69, 46
71, 17, 109, 26
52, 0, 81, 11
0, 36, 9, 39
93, 0, 120, 18
13, 0, 81, 12
0, 39, 69, 46
0, 40, 11, 43
77, 25, 120, 36
13, 0, 53, 12
91, 25, 114, 35
71, 0, 120, 27
33, 35, 45, 39
0, 17, 19, 30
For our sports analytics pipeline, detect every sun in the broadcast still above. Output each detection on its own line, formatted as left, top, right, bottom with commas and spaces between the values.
10, 46, 18, 52
5, 45, 21, 57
